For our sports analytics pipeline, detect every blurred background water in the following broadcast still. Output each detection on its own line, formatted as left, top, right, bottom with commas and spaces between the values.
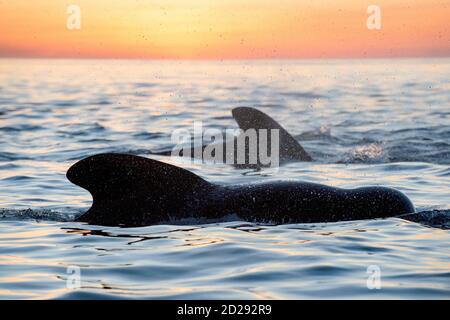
0, 58, 449, 299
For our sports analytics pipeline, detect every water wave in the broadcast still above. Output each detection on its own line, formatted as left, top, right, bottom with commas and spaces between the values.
1, 59, 449, 299
1, 207, 449, 230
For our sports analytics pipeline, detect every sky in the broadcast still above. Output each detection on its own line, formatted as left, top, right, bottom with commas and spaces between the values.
0, 0, 449, 59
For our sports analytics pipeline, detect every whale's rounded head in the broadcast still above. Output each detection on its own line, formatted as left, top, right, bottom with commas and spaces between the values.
351, 186, 415, 219
389, 188, 415, 214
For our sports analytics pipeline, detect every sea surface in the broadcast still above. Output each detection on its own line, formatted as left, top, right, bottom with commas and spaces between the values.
0, 58, 449, 299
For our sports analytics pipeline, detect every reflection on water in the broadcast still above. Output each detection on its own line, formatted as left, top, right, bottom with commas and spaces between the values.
0, 59, 449, 299
0, 219, 449, 299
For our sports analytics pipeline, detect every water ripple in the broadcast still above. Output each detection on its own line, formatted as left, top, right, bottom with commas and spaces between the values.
0, 59, 449, 299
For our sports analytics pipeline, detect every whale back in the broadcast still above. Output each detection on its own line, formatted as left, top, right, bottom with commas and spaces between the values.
67, 154, 415, 227
232, 107, 312, 161
67, 153, 212, 225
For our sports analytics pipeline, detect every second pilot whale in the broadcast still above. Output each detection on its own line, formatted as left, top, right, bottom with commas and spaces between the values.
154, 107, 312, 167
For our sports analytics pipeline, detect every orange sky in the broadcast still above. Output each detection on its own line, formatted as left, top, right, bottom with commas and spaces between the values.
0, 0, 449, 59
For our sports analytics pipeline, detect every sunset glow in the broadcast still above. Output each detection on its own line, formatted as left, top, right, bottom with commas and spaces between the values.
1, 0, 449, 59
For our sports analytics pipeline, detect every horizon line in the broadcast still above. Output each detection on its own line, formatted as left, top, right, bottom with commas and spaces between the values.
1, 54, 450, 62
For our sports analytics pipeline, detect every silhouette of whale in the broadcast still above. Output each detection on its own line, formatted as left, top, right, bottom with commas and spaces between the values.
154, 107, 312, 167
67, 153, 414, 227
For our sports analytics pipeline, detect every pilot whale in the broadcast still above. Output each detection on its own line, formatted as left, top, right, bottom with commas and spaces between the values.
154, 107, 312, 167
67, 153, 414, 227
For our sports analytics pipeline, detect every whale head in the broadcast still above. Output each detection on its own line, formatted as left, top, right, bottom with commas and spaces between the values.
347, 186, 415, 219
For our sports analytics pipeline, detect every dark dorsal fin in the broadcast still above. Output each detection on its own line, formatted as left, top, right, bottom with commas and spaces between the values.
67, 153, 211, 199
232, 107, 312, 161
67, 153, 212, 224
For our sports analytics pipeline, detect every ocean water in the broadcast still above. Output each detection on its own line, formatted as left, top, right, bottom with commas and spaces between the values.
0, 58, 449, 299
